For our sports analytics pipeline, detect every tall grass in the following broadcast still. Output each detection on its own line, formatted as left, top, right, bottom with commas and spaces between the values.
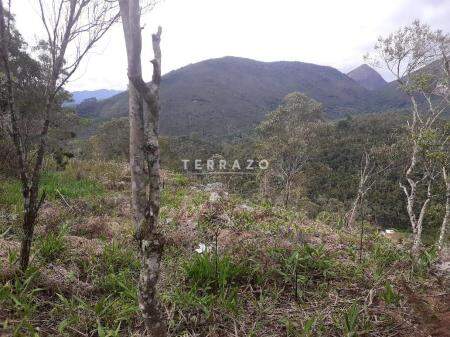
0, 171, 104, 210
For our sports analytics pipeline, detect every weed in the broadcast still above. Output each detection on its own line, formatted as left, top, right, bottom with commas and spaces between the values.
168, 252, 251, 315
342, 303, 359, 337
271, 244, 335, 299
414, 246, 438, 275
98, 241, 140, 274
380, 282, 399, 305
370, 239, 407, 276
97, 321, 122, 337
0, 267, 42, 334
38, 231, 66, 262
184, 252, 246, 292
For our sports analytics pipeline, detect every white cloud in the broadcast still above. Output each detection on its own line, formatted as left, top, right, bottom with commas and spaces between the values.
12, 0, 450, 91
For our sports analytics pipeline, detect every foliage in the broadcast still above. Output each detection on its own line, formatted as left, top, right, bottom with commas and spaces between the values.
88, 117, 129, 160
257, 92, 324, 206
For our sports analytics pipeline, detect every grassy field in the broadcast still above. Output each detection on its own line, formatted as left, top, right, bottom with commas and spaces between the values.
0, 160, 449, 336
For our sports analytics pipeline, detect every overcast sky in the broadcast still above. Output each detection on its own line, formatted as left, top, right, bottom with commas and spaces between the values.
12, 0, 450, 92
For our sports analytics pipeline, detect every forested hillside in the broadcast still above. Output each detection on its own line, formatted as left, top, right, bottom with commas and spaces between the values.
76, 57, 405, 136
70, 90, 121, 105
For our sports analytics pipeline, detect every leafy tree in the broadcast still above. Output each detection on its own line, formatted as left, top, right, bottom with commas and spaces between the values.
0, 0, 118, 271
89, 117, 130, 160
257, 92, 324, 206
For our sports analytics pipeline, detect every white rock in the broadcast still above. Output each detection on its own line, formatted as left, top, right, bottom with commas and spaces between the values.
204, 182, 224, 192
235, 204, 254, 212
209, 191, 221, 203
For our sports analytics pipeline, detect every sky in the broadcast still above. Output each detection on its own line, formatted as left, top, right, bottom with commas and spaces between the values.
12, 0, 450, 92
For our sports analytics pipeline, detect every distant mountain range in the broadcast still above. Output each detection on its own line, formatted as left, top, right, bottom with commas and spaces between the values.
74, 57, 410, 137
347, 64, 387, 90
70, 89, 122, 105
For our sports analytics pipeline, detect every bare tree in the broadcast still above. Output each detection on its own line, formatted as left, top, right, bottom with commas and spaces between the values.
118, 0, 166, 335
371, 21, 450, 254
347, 152, 372, 228
346, 148, 392, 227
0, 0, 118, 271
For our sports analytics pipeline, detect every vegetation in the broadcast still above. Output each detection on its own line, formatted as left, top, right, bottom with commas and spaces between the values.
0, 2, 449, 336
0, 160, 448, 336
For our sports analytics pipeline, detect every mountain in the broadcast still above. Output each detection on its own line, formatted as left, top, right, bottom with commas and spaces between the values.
70, 89, 122, 105
80, 57, 384, 137
347, 64, 387, 91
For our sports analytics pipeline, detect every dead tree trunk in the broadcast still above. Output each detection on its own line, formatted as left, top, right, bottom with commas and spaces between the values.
284, 176, 291, 207
118, 1, 166, 335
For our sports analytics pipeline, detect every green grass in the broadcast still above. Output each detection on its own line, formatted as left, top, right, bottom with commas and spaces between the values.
166, 252, 254, 315
269, 244, 336, 300
38, 232, 67, 263
0, 267, 42, 336
0, 171, 104, 209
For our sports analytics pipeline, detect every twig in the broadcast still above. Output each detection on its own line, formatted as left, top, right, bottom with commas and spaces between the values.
55, 188, 71, 209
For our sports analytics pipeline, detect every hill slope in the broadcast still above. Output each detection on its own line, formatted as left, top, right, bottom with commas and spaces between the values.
347, 64, 387, 90
71, 89, 122, 105
81, 57, 383, 136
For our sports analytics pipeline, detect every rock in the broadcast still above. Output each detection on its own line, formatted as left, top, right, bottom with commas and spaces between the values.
209, 191, 221, 203
381, 229, 409, 244
234, 204, 254, 213
217, 213, 232, 224
204, 182, 224, 192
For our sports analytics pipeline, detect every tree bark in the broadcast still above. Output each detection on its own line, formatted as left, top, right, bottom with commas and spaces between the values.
399, 96, 433, 256
438, 167, 449, 251
284, 177, 291, 207
406, 179, 432, 255
118, 1, 166, 335
347, 193, 361, 228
